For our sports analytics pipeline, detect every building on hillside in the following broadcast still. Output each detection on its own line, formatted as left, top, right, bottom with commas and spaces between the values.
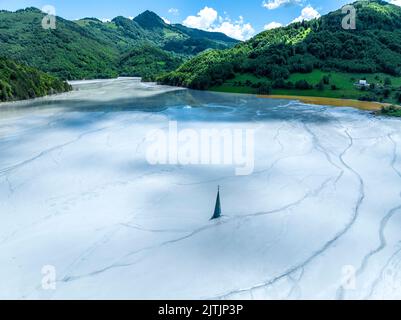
355, 79, 370, 88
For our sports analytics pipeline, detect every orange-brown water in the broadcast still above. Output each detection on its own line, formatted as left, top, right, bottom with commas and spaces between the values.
258, 94, 390, 111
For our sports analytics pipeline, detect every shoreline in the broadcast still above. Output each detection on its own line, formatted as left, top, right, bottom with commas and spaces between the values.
257, 94, 391, 111
0, 79, 394, 113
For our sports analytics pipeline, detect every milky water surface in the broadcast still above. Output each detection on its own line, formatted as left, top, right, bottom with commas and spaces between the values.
1, 78, 401, 299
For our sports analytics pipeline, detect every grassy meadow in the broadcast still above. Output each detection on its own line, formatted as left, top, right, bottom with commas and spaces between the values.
211, 70, 401, 105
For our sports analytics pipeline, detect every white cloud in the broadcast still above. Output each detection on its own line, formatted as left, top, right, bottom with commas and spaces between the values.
292, 5, 320, 23
389, 0, 401, 6
264, 21, 283, 30
168, 8, 180, 15
262, 0, 302, 10
183, 7, 218, 30
183, 7, 255, 40
128, 16, 134, 20
101, 18, 111, 23
213, 16, 255, 41
162, 17, 171, 24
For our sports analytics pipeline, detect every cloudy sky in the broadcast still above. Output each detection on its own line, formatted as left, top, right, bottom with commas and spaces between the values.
1, 0, 400, 40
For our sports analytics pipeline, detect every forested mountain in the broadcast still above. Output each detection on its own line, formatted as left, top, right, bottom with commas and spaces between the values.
0, 57, 71, 102
0, 8, 238, 80
0, 8, 119, 79
133, 11, 238, 55
118, 44, 183, 81
159, 0, 401, 104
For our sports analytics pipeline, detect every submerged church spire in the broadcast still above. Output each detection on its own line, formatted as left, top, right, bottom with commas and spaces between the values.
211, 186, 222, 220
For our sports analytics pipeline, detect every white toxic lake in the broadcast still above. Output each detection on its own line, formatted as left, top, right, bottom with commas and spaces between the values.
1, 78, 401, 299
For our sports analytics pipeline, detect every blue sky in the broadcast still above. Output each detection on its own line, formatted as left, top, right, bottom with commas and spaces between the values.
0, 0, 398, 40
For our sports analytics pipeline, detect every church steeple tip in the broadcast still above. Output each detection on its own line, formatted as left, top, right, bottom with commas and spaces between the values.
211, 186, 222, 220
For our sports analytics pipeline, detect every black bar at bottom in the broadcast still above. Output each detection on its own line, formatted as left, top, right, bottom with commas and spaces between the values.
0, 300, 398, 318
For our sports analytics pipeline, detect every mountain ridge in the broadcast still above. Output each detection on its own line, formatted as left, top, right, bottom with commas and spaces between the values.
0, 8, 239, 80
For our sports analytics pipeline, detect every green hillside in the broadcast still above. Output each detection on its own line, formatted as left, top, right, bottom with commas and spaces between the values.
133, 11, 238, 53
0, 57, 71, 102
0, 8, 238, 81
118, 44, 184, 81
0, 8, 119, 80
159, 0, 401, 104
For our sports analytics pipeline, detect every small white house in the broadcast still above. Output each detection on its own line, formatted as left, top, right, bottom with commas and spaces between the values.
354, 79, 370, 88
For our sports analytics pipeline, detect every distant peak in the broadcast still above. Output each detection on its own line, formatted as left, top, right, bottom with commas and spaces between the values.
139, 10, 160, 18
17, 7, 42, 14
80, 17, 102, 22
133, 10, 166, 29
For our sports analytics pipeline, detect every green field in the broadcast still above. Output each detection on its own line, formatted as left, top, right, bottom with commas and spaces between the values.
211, 70, 401, 105
381, 105, 401, 117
